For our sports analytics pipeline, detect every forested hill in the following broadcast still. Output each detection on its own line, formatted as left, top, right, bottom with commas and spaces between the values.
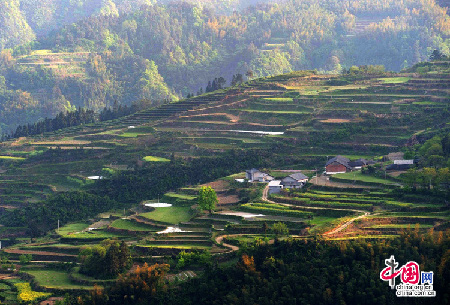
1, 0, 450, 134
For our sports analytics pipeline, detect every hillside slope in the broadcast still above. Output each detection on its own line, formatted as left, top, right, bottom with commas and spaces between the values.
1, 0, 450, 133
0, 61, 448, 202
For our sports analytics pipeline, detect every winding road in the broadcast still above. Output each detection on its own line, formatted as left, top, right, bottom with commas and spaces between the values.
261, 184, 371, 237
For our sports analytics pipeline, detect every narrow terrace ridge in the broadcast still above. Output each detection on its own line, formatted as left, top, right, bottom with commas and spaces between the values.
119, 92, 230, 126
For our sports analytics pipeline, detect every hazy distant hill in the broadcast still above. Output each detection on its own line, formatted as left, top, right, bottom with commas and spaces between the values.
0, 0, 35, 49
0, 0, 450, 133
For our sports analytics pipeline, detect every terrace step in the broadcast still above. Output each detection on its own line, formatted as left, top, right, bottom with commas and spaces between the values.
131, 216, 168, 229
158, 231, 211, 238
158, 235, 209, 240
145, 240, 212, 246
194, 217, 238, 225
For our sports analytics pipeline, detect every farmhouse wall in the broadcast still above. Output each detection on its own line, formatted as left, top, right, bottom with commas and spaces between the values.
326, 163, 347, 173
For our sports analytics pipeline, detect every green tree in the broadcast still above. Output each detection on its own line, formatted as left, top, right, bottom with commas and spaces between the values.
272, 222, 289, 237
198, 186, 218, 214
19, 254, 32, 264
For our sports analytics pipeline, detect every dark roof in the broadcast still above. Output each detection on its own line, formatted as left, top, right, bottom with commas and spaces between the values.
386, 164, 412, 171
348, 159, 368, 167
289, 173, 308, 180
325, 156, 351, 168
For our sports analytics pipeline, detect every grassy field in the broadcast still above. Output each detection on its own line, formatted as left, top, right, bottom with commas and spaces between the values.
21, 269, 94, 290
137, 244, 211, 249
237, 109, 310, 114
110, 219, 158, 231
0, 156, 26, 161
307, 216, 346, 233
140, 206, 193, 224
328, 235, 399, 240
60, 230, 127, 239
143, 156, 171, 162
163, 192, 196, 201
379, 77, 411, 83
119, 132, 150, 138
332, 171, 398, 185
368, 224, 434, 229
57, 222, 90, 235
262, 97, 294, 102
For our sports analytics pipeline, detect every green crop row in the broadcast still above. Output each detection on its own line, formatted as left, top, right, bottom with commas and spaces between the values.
271, 196, 372, 209
239, 203, 313, 218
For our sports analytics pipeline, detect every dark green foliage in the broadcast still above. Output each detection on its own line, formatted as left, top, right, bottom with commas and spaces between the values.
79, 240, 131, 279
77, 230, 450, 305
95, 150, 267, 203
9, 107, 96, 139
401, 132, 450, 193
2, 0, 450, 132
175, 250, 211, 269
1, 191, 120, 236
0, 0, 35, 50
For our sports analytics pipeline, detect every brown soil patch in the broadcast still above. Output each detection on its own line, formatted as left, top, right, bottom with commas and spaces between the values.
218, 194, 239, 205
387, 171, 408, 177
179, 113, 240, 123
0, 273, 19, 280
310, 176, 375, 189
3, 249, 76, 257
200, 179, 230, 192
45, 146, 109, 150
32, 140, 91, 145
0, 205, 18, 209
40, 297, 64, 305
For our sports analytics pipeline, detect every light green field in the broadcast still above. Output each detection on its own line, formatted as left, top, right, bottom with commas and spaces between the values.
30, 49, 52, 55
333, 171, 398, 185
137, 244, 210, 249
328, 235, 399, 240
0, 156, 25, 161
262, 97, 294, 102
164, 192, 196, 200
140, 206, 193, 224
143, 156, 171, 162
22, 269, 94, 290
308, 216, 347, 233
368, 224, 434, 229
60, 230, 126, 239
412, 101, 440, 105
379, 77, 410, 84
119, 132, 149, 138
110, 219, 157, 231
57, 222, 90, 235
237, 109, 309, 114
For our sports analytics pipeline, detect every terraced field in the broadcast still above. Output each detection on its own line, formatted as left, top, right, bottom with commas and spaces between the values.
0, 62, 448, 293
16, 50, 90, 79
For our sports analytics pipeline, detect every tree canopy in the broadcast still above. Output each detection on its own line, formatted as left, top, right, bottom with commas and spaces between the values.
198, 186, 218, 214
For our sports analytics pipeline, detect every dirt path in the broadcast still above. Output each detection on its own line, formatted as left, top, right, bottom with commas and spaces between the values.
262, 184, 367, 214
215, 235, 239, 252
323, 212, 369, 236
261, 184, 371, 237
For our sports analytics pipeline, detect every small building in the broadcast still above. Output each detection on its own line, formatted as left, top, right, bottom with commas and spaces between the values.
393, 159, 414, 165
281, 172, 309, 189
245, 168, 274, 182
325, 156, 352, 174
268, 180, 283, 194
348, 158, 369, 169
386, 159, 415, 171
